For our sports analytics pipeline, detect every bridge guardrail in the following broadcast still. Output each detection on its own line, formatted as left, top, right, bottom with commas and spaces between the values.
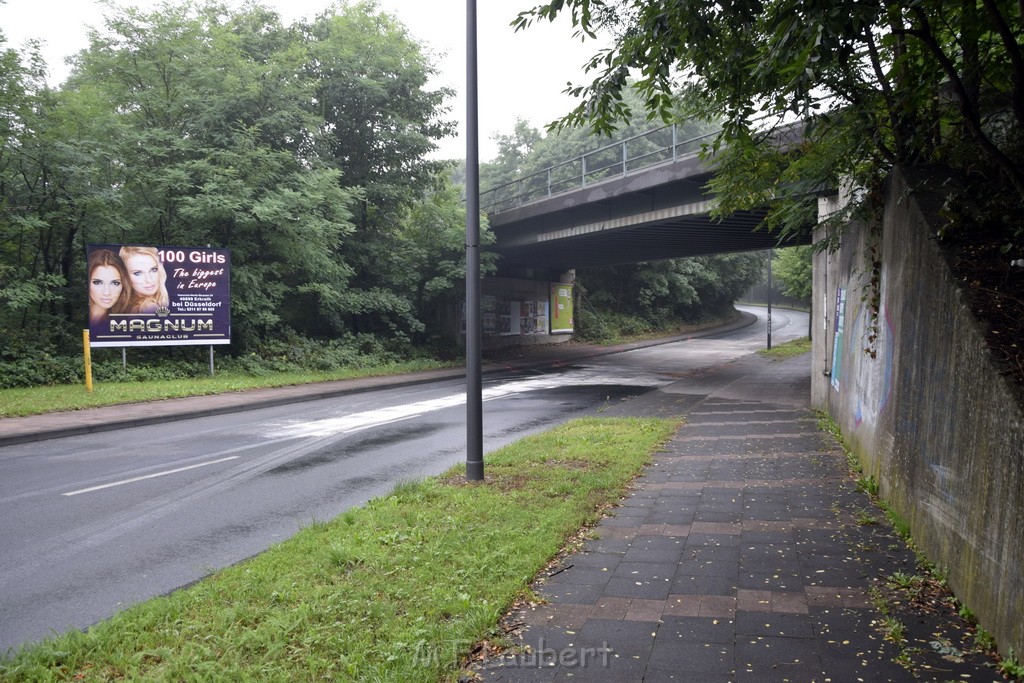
479, 122, 722, 214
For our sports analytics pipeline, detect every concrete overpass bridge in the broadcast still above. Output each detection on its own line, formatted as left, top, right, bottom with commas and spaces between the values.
481, 123, 812, 273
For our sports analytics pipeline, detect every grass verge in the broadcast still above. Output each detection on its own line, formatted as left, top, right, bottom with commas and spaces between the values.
0, 416, 677, 682
0, 359, 453, 418
759, 336, 811, 360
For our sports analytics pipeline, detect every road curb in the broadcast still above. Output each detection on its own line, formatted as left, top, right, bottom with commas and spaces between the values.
0, 311, 760, 447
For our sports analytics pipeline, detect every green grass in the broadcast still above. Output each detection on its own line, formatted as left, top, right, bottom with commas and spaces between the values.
0, 416, 677, 682
759, 336, 811, 360
0, 359, 453, 418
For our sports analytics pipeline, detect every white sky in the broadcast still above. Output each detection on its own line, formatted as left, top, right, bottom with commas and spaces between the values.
0, 0, 605, 161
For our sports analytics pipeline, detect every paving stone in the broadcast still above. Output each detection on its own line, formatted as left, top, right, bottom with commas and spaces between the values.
646, 640, 734, 674
542, 583, 607, 605
669, 574, 737, 596
735, 571, 805, 591
576, 619, 658, 656
565, 552, 623, 571
657, 615, 736, 644
509, 625, 581, 653
684, 532, 742, 548
733, 635, 822, 677
734, 611, 815, 638
603, 576, 673, 600
621, 544, 687, 564
580, 538, 631, 555
613, 561, 678, 581
543, 566, 614, 587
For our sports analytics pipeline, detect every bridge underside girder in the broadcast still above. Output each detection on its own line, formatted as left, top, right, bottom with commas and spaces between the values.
486, 156, 816, 273
493, 209, 811, 272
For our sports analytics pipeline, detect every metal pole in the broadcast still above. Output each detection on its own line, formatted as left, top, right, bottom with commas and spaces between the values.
83, 329, 93, 393
465, 0, 484, 482
767, 249, 773, 349
209, 345, 215, 376
122, 347, 127, 371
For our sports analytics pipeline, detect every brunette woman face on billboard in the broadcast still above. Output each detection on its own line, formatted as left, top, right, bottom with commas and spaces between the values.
87, 249, 130, 325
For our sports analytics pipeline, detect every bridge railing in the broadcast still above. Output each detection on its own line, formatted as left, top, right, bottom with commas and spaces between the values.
479, 122, 722, 214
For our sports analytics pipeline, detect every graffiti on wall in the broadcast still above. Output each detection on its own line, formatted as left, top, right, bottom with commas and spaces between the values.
830, 268, 895, 428
830, 287, 846, 391
850, 302, 895, 427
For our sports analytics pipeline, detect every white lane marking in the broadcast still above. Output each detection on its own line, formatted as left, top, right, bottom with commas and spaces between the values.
272, 368, 666, 439
62, 456, 240, 497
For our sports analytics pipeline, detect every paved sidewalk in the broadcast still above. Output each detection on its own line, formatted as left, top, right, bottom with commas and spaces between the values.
474, 354, 996, 682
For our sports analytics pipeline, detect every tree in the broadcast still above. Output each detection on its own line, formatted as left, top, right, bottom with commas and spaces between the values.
1, 0, 469, 371
514, 0, 1024, 245
0, 32, 128, 346
299, 1, 455, 340
65, 2, 360, 348
772, 246, 813, 301
394, 174, 497, 346
581, 253, 765, 323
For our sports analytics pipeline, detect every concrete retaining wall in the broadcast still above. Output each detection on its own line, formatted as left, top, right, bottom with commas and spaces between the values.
811, 167, 1024, 655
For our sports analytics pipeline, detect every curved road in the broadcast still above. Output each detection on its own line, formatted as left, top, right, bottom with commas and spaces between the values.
0, 306, 807, 653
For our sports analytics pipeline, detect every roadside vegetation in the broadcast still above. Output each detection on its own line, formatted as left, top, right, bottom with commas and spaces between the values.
759, 336, 812, 361
0, 358, 452, 418
0, 417, 677, 682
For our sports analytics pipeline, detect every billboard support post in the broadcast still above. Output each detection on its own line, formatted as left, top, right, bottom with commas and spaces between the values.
209, 346, 215, 376
122, 348, 127, 371
83, 329, 93, 393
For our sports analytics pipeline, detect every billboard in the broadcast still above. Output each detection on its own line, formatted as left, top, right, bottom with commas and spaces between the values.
550, 283, 574, 334
86, 244, 231, 347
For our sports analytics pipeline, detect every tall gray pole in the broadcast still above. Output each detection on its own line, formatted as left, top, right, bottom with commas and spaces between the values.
767, 249, 773, 350
465, 0, 484, 481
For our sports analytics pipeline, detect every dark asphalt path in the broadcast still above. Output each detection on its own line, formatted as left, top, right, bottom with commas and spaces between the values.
0, 306, 807, 654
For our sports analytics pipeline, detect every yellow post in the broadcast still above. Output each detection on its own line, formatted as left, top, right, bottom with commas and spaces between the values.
83, 329, 93, 393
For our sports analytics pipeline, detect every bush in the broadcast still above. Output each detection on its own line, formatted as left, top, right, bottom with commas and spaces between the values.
0, 350, 82, 388
576, 307, 655, 342
0, 331, 414, 388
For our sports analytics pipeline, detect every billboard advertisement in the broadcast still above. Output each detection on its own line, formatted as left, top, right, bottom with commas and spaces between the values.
86, 244, 231, 347
550, 283, 574, 334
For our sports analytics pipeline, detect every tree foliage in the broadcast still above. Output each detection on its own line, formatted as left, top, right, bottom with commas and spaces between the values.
515, 0, 1024, 245
772, 246, 813, 300
0, 0, 478, 370
481, 85, 718, 192
581, 254, 766, 322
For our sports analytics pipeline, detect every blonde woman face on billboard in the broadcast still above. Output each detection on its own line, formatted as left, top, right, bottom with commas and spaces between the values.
89, 265, 124, 311
126, 253, 161, 296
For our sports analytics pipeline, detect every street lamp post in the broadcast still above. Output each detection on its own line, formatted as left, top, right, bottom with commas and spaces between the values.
465, 0, 484, 481
767, 249, 773, 350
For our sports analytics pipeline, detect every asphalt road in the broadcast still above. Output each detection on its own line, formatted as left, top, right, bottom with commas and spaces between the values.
0, 305, 807, 654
